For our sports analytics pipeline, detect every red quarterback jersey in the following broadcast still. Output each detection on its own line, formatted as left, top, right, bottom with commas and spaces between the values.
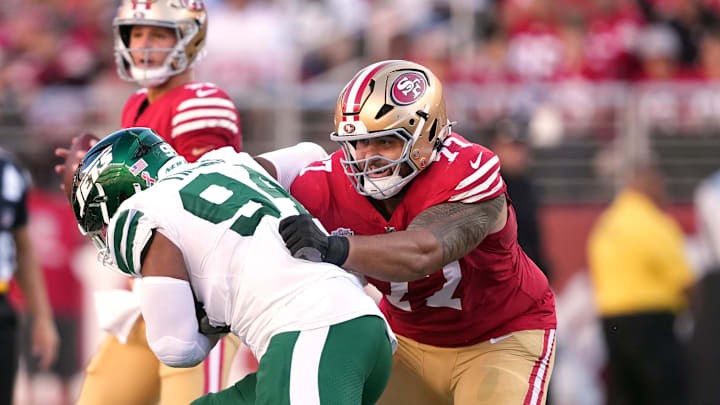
291, 133, 556, 347
121, 82, 241, 162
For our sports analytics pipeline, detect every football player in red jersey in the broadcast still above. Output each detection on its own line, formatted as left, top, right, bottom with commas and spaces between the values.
56, 1, 243, 404
279, 60, 557, 405
115, 0, 241, 160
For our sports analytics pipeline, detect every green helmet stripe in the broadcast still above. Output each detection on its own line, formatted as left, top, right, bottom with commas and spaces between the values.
124, 210, 145, 275
113, 210, 131, 274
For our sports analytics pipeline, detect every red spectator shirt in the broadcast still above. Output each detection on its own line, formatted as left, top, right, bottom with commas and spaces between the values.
506, 21, 564, 81
290, 133, 556, 347
121, 82, 242, 161
584, 8, 644, 80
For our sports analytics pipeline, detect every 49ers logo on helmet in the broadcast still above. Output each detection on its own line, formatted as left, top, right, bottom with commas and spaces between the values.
343, 123, 356, 133
390, 72, 426, 105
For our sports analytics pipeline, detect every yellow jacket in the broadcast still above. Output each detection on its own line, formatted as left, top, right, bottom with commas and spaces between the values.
588, 190, 695, 316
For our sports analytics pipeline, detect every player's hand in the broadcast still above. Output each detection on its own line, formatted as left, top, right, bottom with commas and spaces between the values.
31, 315, 59, 370
55, 133, 98, 193
278, 214, 349, 266
194, 299, 229, 335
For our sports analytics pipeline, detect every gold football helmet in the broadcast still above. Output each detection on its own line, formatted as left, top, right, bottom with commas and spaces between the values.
330, 60, 452, 199
113, 0, 208, 87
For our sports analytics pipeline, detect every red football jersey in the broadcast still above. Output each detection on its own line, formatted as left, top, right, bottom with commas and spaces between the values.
291, 133, 556, 347
120, 82, 241, 161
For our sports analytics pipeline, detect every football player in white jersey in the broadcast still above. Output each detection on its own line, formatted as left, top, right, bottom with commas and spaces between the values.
69, 127, 396, 405
57, 1, 244, 403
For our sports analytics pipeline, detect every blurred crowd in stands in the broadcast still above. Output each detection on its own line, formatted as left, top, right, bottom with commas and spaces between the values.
5, 0, 720, 144
6, 0, 720, 86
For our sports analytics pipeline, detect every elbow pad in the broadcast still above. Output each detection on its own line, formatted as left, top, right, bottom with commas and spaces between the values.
148, 335, 212, 368
257, 142, 328, 190
140, 277, 215, 367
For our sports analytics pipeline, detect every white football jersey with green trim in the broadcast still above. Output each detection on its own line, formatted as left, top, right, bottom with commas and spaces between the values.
106, 150, 391, 359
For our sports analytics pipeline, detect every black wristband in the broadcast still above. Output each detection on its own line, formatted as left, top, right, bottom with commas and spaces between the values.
324, 236, 349, 266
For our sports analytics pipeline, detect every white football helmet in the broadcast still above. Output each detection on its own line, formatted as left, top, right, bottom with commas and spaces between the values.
113, 0, 208, 87
330, 60, 452, 199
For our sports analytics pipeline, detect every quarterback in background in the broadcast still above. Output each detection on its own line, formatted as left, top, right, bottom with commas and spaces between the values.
280, 60, 557, 405
116, 0, 241, 159
57, 1, 243, 404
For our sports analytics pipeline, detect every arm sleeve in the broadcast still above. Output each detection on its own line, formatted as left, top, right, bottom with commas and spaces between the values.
175, 133, 238, 163
257, 142, 328, 190
171, 87, 241, 161
140, 276, 216, 367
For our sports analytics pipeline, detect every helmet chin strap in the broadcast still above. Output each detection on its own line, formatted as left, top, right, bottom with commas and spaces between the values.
130, 65, 171, 87
429, 119, 454, 163
364, 172, 405, 199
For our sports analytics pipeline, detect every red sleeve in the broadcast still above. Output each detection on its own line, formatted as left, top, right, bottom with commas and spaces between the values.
445, 142, 506, 204
175, 134, 237, 163
170, 84, 242, 161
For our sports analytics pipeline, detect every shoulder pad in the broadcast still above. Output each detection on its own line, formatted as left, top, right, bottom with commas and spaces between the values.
436, 138, 505, 203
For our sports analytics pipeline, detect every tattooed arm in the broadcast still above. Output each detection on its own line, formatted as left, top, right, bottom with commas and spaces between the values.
343, 194, 507, 282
